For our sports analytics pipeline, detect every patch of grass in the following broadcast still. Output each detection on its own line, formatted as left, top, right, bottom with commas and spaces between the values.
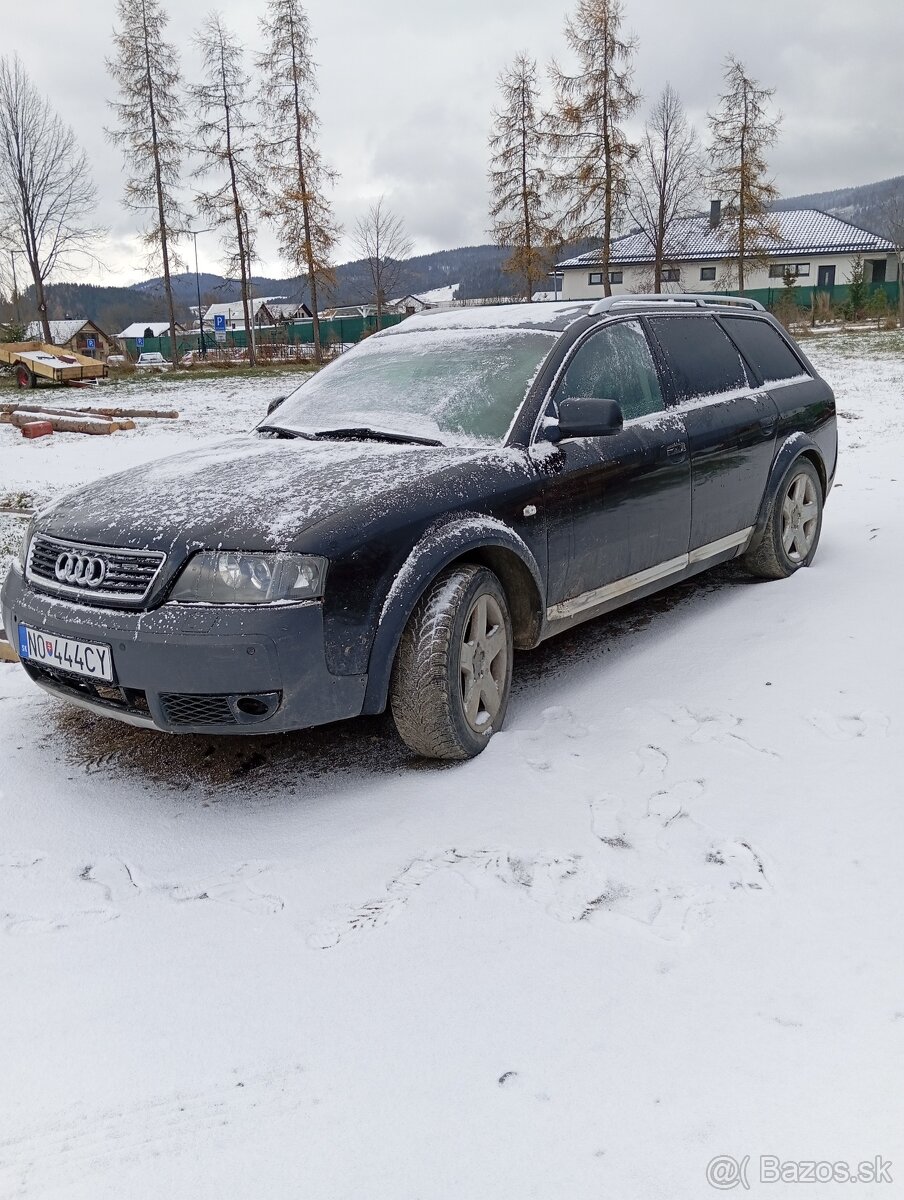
113, 362, 322, 387
813, 327, 904, 359
0, 490, 36, 513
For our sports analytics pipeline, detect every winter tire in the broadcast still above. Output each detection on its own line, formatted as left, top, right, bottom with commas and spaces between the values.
743, 458, 823, 580
390, 564, 513, 760
15, 364, 35, 389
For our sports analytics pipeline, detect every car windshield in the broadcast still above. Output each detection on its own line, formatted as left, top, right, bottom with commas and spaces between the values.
264, 327, 558, 444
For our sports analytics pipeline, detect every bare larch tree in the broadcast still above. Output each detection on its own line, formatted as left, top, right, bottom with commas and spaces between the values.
107, 0, 186, 364
548, 0, 640, 298
629, 84, 701, 293
257, 0, 339, 364
191, 14, 258, 365
0, 55, 100, 341
352, 197, 413, 329
880, 190, 904, 328
708, 57, 781, 294
488, 54, 552, 301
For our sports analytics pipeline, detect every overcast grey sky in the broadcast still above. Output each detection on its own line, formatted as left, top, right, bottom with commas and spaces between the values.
5, 0, 903, 286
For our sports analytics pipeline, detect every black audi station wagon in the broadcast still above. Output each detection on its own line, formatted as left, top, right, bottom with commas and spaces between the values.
2, 295, 836, 759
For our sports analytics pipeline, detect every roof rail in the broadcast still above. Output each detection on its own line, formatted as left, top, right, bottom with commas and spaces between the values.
588, 293, 765, 315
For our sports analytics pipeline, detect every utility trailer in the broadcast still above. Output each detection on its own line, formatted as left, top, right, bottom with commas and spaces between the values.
0, 341, 108, 389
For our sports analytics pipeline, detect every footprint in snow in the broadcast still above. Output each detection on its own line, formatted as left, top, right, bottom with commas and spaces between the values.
635, 744, 669, 778
806, 710, 889, 740
668, 706, 779, 757
5, 908, 118, 937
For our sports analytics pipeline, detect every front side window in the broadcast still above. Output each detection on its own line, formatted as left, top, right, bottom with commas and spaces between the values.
269, 327, 558, 444
648, 316, 747, 402
722, 316, 807, 385
555, 320, 664, 422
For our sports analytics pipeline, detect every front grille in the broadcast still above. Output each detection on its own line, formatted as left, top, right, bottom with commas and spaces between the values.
159, 693, 239, 727
27, 534, 166, 606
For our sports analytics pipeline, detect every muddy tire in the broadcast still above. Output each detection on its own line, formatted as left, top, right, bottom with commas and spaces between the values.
390, 564, 513, 760
15, 364, 35, 389
743, 458, 823, 580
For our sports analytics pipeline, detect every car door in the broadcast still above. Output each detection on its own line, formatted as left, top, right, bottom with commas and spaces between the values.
539, 318, 692, 619
646, 314, 779, 558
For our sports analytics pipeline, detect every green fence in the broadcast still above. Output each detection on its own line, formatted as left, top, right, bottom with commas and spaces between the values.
713, 281, 899, 312
119, 312, 405, 361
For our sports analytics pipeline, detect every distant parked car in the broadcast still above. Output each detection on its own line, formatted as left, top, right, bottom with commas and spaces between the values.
106, 354, 128, 368
2, 295, 837, 760
135, 352, 171, 371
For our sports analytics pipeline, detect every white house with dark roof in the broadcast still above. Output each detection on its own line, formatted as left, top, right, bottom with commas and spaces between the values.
557, 207, 898, 305
117, 321, 185, 340
24, 318, 114, 358
202, 297, 312, 329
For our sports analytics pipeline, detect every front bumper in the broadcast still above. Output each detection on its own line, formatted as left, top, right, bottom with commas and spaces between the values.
1, 567, 367, 735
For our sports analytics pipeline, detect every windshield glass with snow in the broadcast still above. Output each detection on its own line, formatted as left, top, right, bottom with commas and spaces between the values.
268, 327, 558, 444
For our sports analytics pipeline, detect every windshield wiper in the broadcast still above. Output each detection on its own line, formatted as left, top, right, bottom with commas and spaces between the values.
257, 425, 317, 440
311, 426, 444, 447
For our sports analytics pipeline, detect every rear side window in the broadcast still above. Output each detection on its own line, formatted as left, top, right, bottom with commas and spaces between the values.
721, 316, 807, 385
648, 316, 747, 402
556, 320, 664, 421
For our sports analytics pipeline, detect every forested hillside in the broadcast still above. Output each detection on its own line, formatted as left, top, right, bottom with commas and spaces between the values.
4, 245, 516, 334
774, 175, 904, 238
7, 175, 902, 335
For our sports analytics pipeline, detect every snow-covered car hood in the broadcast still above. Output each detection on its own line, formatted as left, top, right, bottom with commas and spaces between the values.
36, 434, 490, 554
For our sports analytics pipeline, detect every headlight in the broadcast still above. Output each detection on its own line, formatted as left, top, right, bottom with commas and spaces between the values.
169, 552, 327, 605
17, 518, 36, 571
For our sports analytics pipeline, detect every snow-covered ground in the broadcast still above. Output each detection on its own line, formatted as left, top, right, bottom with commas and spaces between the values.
1, 333, 902, 1198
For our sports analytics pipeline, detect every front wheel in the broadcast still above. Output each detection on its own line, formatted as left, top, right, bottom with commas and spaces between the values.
390, 564, 513, 760
743, 459, 823, 580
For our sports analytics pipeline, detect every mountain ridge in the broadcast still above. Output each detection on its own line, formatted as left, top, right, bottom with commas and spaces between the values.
6, 176, 901, 335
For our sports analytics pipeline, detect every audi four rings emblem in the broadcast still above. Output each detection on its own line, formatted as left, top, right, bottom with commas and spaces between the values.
54, 551, 107, 589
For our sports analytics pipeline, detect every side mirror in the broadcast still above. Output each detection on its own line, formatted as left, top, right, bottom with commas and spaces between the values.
267, 395, 287, 416
556, 396, 624, 440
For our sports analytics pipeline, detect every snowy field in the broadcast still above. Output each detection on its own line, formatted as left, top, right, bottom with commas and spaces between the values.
0, 334, 902, 1198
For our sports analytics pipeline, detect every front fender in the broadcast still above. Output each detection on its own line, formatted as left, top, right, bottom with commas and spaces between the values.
362, 515, 544, 714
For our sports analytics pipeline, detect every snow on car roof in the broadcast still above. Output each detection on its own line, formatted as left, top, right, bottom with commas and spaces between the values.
376, 300, 594, 336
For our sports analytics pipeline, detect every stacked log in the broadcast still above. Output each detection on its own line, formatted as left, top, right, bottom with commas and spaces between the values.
1, 401, 177, 436
9, 411, 135, 435
1, 402, 178, 420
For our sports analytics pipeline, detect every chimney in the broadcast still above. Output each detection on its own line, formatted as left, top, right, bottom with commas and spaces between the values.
709, 199, 722, 229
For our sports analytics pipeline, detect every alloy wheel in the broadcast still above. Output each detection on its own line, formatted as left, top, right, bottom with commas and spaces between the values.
781, 472, 820, 562
459, 593, 509, 732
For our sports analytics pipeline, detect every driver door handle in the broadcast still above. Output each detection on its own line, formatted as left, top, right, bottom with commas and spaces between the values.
663, 441, 688, 462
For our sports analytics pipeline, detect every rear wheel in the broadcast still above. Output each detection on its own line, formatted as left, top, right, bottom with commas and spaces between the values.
15, 364, 35, 389
743, 459, 823, 580
390, 564, 513, 760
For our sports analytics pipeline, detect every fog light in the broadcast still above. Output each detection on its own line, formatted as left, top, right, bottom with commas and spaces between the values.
235, 696, 270, 717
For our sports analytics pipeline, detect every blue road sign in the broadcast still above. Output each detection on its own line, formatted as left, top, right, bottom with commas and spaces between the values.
86, 337, 96, 350
214, 314, 227, 332
136, 337, 144, 348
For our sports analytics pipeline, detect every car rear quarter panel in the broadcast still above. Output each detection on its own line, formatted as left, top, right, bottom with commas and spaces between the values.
770, 374, 837, 490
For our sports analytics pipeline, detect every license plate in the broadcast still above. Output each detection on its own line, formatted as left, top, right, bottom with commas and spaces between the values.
18, 624, 114, 683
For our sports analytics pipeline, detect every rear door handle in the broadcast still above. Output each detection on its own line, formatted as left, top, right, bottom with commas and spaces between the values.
760, 416, 778, 436
664, 441, 688, 462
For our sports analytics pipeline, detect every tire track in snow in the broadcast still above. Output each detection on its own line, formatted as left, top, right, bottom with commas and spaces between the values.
0, 1067, 306, 1195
